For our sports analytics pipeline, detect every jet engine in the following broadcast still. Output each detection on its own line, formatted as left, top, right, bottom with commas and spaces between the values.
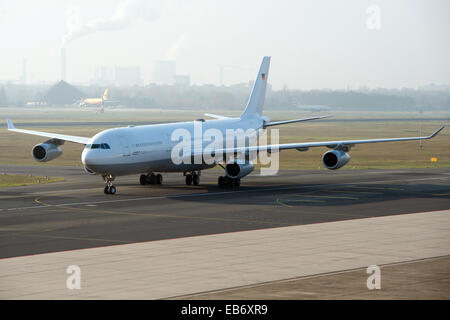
322, 149, 350, 170
32, 143, 62, 162
225, 161, 254, 179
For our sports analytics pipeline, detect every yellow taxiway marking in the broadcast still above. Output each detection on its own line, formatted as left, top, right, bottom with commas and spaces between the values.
345, 185, 404, 191
325, 190, 382, 195
276, 198, 293, 208
294, 195, 359, 200
33, 197, 289, 226
7, 231, 131, 244
275, 191, 358, 207
283, 199, 326, 203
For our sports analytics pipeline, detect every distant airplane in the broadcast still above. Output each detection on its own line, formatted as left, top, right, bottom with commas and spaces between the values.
79, 89, 119, 111
6, 57, 444, 194
296, 105, 331, 112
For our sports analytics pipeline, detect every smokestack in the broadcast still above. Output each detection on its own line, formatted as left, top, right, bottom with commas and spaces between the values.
61, 48, 66, 81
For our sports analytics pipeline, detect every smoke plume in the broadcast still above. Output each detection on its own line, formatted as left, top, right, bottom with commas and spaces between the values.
61, 0, 164, 47
164, 33, 188, 60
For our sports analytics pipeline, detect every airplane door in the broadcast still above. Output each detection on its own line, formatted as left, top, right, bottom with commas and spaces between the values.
119, 136, 131, 156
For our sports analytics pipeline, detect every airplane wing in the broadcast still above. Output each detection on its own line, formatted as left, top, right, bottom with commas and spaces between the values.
6, 119, 91, 144
204, 113, 232, 120
263, 115, 331, 127
195, 126, 444, 157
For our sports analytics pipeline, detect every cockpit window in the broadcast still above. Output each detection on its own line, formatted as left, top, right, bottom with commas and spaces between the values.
85, 143, 110, 150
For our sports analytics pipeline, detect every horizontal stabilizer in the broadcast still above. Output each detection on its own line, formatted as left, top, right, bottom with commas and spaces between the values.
204, 113, 232, 120
264, 115, 331, 127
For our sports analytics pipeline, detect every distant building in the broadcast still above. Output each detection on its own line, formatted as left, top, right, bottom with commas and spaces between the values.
97, 66, 108, 83
91, 65, 110, 85
174, 75, 190, 86
154, 60, 176, 85
115, 66, 142, 86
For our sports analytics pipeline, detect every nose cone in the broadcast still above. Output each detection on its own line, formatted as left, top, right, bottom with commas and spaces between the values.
81, 148, 93, 166
82, 148, 101, 174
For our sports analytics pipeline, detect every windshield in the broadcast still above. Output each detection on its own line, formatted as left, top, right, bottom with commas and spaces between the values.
85, 143, 111, 149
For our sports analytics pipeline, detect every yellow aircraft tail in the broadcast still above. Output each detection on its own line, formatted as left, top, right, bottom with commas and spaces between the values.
102, 88, 109, 101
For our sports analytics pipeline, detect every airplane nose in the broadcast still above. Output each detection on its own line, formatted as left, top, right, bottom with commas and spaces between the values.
81, 149, 93, 166
82, 149, 101, 174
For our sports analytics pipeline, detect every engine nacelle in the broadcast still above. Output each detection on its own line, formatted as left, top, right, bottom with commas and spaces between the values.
322, 150, 350, 170
225, 161, 254, 179
32, 143, 62, 162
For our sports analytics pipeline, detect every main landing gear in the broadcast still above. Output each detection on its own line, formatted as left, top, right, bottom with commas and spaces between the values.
185, 171, 200, 186
140, 173, 163, 185
218, 176, 241, 188
103, 174, 116, 194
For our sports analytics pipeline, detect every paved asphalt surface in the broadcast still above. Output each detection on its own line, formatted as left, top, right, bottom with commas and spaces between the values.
0, 165, 449, 259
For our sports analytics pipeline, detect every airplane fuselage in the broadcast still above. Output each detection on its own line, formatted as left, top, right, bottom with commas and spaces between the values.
83, 98, 102, 104
82, 116, 264, 176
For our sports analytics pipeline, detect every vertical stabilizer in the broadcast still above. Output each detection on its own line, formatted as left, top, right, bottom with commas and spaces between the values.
102, 88, 109, 101
240, 56, 270, 119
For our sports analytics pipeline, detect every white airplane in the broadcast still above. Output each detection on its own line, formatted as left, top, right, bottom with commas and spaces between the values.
7, 57, 444, 194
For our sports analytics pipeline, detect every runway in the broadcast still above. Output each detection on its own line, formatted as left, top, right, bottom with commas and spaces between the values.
0, 166, 449, 259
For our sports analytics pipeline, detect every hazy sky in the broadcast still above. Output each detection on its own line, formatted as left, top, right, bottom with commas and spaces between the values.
1, 0, 449, 89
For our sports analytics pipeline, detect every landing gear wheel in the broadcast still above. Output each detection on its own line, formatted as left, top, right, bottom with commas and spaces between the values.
218, 176, 225, 187
140, 174, 147, 185
185, 174, 192, 185
156, 174, 163, 185
104, 185, 116, 194
218, 176, 240, 188
103, 174, 116, 194
149, 174, 157, 185
192, 174, 200, 186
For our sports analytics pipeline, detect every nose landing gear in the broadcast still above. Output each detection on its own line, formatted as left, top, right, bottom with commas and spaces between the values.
103, 174, 116, 194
